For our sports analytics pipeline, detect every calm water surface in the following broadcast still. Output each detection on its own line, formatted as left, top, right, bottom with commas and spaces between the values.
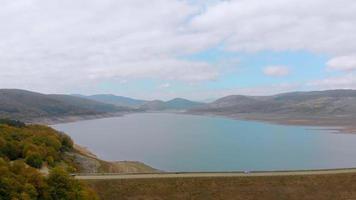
53, 113, 356, 172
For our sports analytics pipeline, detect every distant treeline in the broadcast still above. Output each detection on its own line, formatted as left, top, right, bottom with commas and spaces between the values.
0, 118, 26, 128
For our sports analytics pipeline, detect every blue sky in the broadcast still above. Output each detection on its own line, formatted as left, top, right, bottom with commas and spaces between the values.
90, 49, 336, 100
0, 0, 355, 100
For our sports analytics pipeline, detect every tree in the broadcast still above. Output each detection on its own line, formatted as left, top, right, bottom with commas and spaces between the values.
59, 133, 74, 152
2, 141, 21, 160
25, 153, 43, 169
47, 167, 98, 200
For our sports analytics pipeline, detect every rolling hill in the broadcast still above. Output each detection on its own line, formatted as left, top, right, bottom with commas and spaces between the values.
190, 90, 356, 117
0, 89, 132, 121
76, 94, 147, 108
140, 98, 206, 111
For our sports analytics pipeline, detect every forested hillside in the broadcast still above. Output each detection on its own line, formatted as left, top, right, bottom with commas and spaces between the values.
0, 119, 98, 199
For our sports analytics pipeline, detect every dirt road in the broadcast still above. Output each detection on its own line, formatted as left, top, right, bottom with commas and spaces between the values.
75, 168, 356, 180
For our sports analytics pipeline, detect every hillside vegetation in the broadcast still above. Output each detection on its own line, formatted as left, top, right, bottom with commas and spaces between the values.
0, 120, 98, 199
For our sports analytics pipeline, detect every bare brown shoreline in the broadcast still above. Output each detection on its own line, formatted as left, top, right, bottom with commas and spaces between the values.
39, 110, 356, 134
30, 111, 132, 125
185, 112, 356, 134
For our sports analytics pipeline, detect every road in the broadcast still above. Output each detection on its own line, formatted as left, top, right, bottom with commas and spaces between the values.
75, 168, 356, 180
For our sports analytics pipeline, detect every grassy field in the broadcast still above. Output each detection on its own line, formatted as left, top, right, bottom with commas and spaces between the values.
84, 173, 356, 200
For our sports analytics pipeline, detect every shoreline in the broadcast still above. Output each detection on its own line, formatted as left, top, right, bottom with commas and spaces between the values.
185, 111, 356, 134
35, 112, 162, 173
73, 143, 159, 174
42, 110, 356, 134
49, 111, 356, 174
127, 110, 356, 134
31, 111, 135, 125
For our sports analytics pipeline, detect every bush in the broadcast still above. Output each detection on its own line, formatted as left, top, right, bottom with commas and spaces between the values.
2, 142, 21, 160
47, 167, 99, 200
59, 133, 74, 152
25, 153, 44, 168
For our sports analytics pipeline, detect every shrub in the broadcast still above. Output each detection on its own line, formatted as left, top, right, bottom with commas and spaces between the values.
25, 153, 43, 168
47, 167, 99, 200
59, 133, 74, 152
2, 142, 21, 160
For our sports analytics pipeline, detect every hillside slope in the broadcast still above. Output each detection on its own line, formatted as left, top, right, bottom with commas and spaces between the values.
77, 94, 147, 108
0, 89, 131, 121
191, 90, 356, 117
140, 98, 206, 111
0, 120, 98, 199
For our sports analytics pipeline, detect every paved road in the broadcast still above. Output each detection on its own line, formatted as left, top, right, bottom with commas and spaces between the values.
75, 168, 356, 180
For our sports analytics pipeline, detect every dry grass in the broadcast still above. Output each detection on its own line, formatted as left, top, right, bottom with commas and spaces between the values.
84, 173, 356, 200
71, 144, 157, 174
97, 160, 158, 174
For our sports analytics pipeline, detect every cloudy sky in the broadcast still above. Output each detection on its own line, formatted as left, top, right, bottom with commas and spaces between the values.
1, 0, 355, 100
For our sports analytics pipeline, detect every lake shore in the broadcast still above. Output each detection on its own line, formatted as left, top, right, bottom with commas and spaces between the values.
72, 143, 159, 174
186, 111, 356, 134
36, 113, 159, 173
31, 111, 133, 125
46, 111, 356, 174
30, 106, 356, 135
42, 111, 356, 134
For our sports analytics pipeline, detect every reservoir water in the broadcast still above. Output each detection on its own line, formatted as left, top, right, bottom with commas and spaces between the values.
53, 113, 356, 172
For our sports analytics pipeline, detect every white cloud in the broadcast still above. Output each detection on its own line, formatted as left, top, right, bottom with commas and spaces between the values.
327, 55, 356, 71
1, 0, 356, 96
190, 0, 356, 55
0, 0, 219, 93
180, 83, 302, 101
263, 66, 290, 77
158, 83, 171, 89
308, 73, 356, 89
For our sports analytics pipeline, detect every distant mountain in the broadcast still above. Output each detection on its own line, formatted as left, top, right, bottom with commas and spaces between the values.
75, 94, 147, 108
140, 98, 206, 111
190, 90, 356, 117
0, 89, 132, 121
165, 98, 206, 110
140, 100, 167, 110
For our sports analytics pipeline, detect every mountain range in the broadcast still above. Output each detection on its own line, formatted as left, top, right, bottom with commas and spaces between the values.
0, 89, 206, 121
139, 98, 206, 111
0, 89, 132, 121
1, 89, 356, 125
75, 94, 147, 108
78, 94, 206, 110
190, 89, 356, 117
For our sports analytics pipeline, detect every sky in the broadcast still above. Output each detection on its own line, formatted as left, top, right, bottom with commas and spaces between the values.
0, 0, 355, 101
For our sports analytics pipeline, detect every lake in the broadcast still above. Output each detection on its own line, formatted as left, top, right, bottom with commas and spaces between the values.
52, 113, 356, 172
